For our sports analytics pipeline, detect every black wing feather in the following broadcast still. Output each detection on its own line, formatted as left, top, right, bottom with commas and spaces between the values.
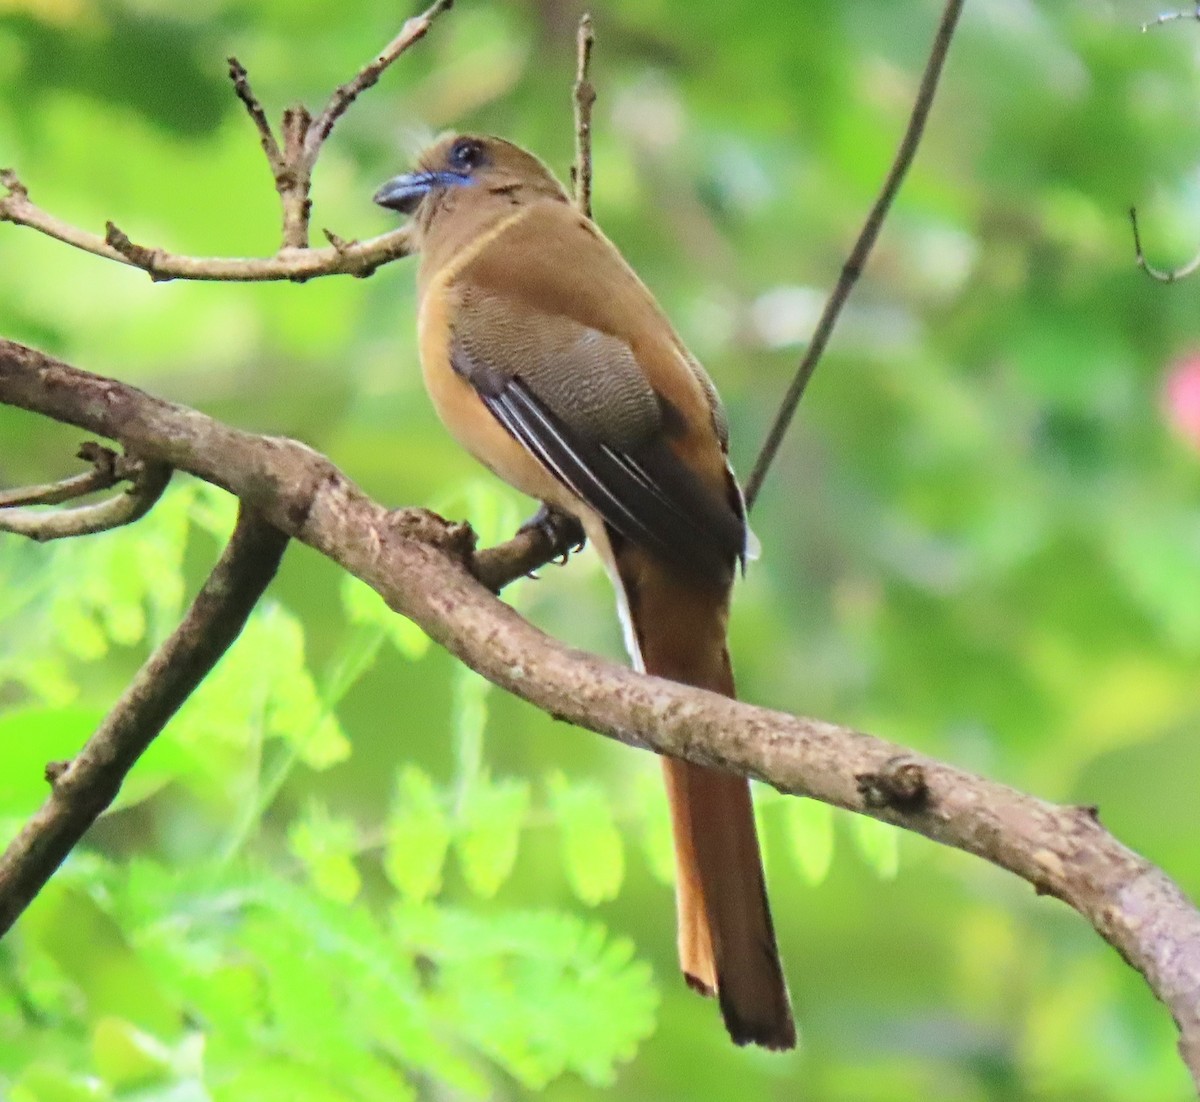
464, 362, 743, 577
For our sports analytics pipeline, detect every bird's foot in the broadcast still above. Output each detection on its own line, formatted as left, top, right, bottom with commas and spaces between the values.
518, 505, 585, 566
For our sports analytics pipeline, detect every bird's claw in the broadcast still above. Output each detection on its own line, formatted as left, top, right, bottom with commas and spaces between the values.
518, 504, 585, 566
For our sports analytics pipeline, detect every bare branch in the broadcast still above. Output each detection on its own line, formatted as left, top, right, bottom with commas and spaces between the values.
1129, 206, 1200, 283
1142, 5, 1200, 31
0, 442, 121, 508
0, 173, 412, 280
0, 503, 288, 936
0, 2, 448, 275
1124, 11, 1200, 282
226, 56, 283, 170
243, 0, 454, 250
744, 0, 965, 509
571, 13, 596, 218
306, 0, 455, 158
0, 456, 171, 541
3, 337, 1200, 1086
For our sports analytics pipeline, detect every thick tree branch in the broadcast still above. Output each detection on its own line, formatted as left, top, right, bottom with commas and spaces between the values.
745, 0, 965, 508
2, 337, 1199, 1087
0, 501, 288, 937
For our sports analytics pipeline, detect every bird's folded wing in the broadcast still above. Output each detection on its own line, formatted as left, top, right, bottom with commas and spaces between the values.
448, 290, 743, 574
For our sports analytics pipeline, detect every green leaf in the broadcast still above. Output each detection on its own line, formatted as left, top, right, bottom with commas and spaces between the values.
383, 766, 451, 902
44, 479, 193, 657
395, 907, 658, 1089
258, 605, 351, 770
455, 775, 529, 898
235, 880, 478, 1098
786, 798, 836, 885
21, 879, 182, 1036
171, 602, 350, 801
451, 665, 492, 789
9, 1065, 109, 1102
547, 772, 624, 905
849, 814, 900, 881
287, 801, 362, 904
91, 1016, 171, 1089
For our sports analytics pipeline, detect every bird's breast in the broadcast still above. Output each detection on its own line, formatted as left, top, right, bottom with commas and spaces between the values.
416, 279, 581, 516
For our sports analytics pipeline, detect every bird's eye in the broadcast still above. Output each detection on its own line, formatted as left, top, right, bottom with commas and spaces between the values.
448, 138, 485, 172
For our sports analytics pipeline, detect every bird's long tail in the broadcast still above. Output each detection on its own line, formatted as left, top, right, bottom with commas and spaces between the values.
611, 544, 795, 1050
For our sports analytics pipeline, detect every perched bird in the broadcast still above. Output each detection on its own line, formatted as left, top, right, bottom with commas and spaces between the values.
375, 134, 794, 1049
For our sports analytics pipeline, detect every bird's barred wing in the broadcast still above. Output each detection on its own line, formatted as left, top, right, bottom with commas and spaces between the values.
448, 290, 744, 575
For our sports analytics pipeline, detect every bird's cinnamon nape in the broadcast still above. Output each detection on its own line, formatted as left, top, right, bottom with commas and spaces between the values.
615, 544, 796, 1050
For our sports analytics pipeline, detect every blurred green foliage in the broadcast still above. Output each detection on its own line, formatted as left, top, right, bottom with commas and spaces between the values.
1, 0, 1199, 1098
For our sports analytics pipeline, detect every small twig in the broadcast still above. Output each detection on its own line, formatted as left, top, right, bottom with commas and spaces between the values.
0, 457, 172, 541
234, 0, 453, 250
571, 13, 596, 219
0, 505, 289, 938
306, 0, 454, 159
105, 222, 169, 279
0, 442, 120, 508
0, 168, 26, 199
1142, 4, 1200, 31
1129, 206, 1200, 283
743, 0, 965, 510
226, 57, 283, 169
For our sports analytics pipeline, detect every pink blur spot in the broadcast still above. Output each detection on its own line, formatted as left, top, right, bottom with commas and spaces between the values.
1164, 355, 1200, 450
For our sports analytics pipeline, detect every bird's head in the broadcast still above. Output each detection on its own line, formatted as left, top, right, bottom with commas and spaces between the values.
374, 134, 568, 218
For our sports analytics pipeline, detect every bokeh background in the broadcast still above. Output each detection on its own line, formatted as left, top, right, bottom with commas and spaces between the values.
2, 0, 1200, 1098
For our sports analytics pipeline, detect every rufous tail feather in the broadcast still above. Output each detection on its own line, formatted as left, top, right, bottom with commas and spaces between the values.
613, 546, 795, 1050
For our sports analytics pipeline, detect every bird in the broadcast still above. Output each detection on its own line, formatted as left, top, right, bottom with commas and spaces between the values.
375, 134, 794, 1050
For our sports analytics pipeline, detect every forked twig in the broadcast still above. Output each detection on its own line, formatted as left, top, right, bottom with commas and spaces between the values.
0, 442, 121, 508
0, 1, 450, 277
0, 170, 413, 281
0, 457, 171, 541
